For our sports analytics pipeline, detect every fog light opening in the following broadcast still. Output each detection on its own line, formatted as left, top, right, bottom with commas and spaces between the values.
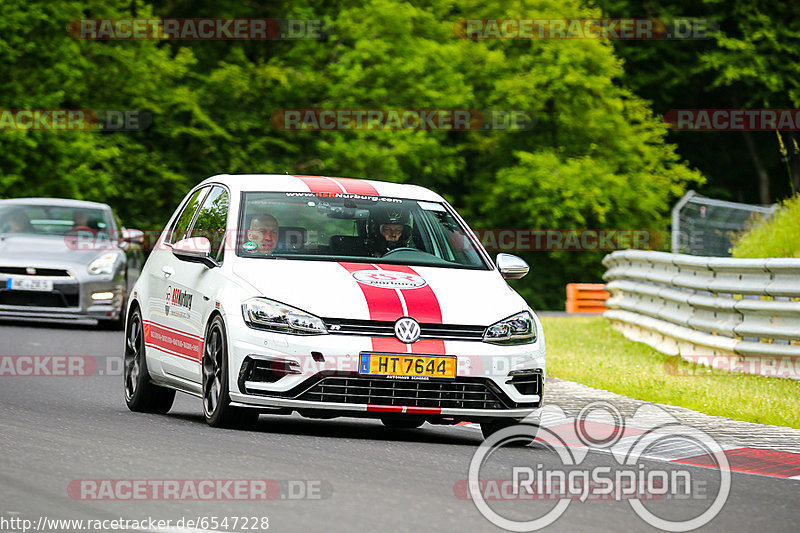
91, 291, 115, 301
506, 369, 543, 396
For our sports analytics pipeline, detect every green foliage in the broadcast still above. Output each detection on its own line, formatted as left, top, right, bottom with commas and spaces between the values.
731, 193, 800, 258
1, 0, 703, 307
594, 0, 800, 202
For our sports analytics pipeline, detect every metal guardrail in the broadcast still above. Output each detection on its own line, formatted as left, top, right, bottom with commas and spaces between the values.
602, 250, 800, 377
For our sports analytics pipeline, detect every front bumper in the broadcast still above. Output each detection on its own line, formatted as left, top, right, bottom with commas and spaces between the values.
225, 323, 546, 422
0, 272, 125, 322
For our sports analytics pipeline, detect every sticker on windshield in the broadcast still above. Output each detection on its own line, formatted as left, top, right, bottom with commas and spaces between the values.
242, 241, 257, 251
353, 270, 427, 289
417, 201, 446, 211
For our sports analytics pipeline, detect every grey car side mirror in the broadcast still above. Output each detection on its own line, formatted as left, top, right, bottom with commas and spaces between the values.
496, 253, 529, 279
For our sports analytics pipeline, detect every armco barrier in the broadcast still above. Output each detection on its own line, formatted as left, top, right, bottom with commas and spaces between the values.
566, 283, 609, 314
602, 250, 800, 377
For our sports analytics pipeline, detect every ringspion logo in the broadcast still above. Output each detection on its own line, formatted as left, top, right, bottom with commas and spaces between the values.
464, 402, 731, 530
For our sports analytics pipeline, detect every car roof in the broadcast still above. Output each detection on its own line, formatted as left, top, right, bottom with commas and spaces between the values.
0, 198, 111, 210
198, 174, 446, 203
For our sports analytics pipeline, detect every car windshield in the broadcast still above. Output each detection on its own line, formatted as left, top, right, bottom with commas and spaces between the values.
237, 192, 488, 269
0, 204, 112, 237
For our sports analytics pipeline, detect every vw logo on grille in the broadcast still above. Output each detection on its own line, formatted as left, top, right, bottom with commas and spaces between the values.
26, 267, 36, 275
394, 317, 421, 344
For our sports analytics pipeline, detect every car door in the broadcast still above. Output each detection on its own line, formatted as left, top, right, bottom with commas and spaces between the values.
160, 185, 230, 384
145, 186, 209, 382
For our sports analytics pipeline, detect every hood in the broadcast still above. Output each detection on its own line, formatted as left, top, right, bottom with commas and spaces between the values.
0, 234, 121, 269
231, 259, 528, 326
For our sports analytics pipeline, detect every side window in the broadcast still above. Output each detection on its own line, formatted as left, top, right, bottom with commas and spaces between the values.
188, 186, 230, 261
166, 188, 208, 244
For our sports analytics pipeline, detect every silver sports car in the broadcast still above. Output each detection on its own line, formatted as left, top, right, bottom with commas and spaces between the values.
0, 198, 144, 329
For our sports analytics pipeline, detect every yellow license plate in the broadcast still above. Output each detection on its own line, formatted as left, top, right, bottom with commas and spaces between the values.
359, 353, 456, 379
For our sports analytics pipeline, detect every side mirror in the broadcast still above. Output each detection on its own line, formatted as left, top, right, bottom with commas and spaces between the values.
496, 253, 529, 280
121, 228, 144, 245
171, 237, 219, 268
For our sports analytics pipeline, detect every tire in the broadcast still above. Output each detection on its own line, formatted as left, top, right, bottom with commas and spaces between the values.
124, 307, 176, 413
97, 296, 126, 331
480, 419, 538, 445
202, 315, 258, 429
98, 314, 125, 331
381, 418, 425, 429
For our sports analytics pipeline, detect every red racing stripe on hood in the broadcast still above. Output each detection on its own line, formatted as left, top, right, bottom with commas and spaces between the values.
340, 262, 447, 354
374, 264, 443, 324
338, 262, 404, 321
375, 264, 445, 353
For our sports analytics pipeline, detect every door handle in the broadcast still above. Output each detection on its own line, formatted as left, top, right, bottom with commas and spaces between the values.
162, 266, 175, 278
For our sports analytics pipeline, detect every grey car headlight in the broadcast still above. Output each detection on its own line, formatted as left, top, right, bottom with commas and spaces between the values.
87, 252, 119, 275
242, 298, 328, 335
483, 311, 537, 345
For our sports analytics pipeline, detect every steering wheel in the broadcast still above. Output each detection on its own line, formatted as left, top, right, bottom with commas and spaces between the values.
66, 225, 98, 236
382, 247, 418, 256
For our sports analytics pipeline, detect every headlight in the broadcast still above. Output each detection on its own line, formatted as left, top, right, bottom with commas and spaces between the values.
242, 298, 328, 335
483, 311, 537, 345
87, 253, 119, 275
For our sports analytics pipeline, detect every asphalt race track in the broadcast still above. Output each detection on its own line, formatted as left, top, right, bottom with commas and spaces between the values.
1, 320, 798, 533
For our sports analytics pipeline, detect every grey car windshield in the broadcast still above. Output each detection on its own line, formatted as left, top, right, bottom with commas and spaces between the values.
0, 204, 112, 236
238, 192, 488, 269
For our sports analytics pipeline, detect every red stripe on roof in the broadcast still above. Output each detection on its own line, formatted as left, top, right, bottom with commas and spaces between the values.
294, 175, 343, 194
328, 177, 379, 196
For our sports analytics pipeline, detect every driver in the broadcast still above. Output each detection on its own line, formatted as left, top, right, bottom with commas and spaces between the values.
368, 206, 412, 256
247, 214, 279, 252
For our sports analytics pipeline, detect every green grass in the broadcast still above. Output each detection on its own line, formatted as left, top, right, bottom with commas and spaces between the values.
731, 192, 800, 258
541, 316, 800, 429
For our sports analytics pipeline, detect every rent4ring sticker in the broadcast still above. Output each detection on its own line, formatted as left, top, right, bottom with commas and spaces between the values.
352, 270, 427, 289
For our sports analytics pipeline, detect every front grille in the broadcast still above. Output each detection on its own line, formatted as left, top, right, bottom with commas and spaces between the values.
297, 376, 507, 410
324, 318, 486, 341
0, 267, 71, 277
0, 289, 79, 308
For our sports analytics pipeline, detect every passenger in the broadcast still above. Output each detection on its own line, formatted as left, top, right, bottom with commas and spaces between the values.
247, 214, 279, 252
4, 211, 34, 233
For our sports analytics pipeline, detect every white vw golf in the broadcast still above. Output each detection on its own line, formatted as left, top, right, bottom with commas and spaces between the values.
124, 174, 545, 438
